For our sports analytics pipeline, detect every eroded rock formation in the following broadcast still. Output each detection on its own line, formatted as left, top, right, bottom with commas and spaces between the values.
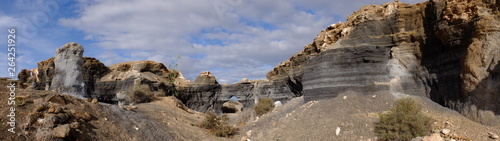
50, 42, 87, 98
270, 0, 500, 125
176, 72, 296, 114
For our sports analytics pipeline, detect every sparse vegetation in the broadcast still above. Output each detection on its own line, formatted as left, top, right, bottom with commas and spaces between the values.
253, 98, 274, 116
375, 98, 432, 141
14, 96, 27, 106
199, 112, 239, 137
127, 84, 155, 104
167, 55, 182, 97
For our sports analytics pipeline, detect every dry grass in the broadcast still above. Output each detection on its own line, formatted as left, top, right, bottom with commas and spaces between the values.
254, 98, 274, 116
127, 84, 155, 104
199, 112, 239, 137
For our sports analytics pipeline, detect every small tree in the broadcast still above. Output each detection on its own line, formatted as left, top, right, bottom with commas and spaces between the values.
375, 98, 432, 141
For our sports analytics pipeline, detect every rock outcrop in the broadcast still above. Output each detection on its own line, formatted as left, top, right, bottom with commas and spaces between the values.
269, 0, 500, 125
177, 72, 296, 114
50, 42, 87, 98
94, 61, 172, 102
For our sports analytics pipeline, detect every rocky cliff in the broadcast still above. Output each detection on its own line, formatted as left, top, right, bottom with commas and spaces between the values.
269, 0, 500, 126
176, 72, 296, 114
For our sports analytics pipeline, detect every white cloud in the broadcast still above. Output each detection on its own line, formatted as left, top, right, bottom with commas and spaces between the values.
59, 0, 426, 83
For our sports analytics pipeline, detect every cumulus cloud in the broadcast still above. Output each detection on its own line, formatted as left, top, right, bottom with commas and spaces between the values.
59, 0, 425, 83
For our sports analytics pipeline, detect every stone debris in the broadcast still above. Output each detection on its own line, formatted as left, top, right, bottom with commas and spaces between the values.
92, 98, 98, 104
441, 129, 451, 136
51, 124, 71, 138
422, 133, 443, 141
488, 132, 499, 139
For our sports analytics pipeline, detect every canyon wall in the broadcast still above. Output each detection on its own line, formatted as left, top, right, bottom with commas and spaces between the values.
270, 0, 500, 125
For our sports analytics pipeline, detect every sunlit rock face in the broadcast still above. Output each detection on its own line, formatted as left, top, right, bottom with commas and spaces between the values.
270, 0, 500, 126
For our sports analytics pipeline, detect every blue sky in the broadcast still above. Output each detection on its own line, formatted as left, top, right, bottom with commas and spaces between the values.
0, 0, 424, 84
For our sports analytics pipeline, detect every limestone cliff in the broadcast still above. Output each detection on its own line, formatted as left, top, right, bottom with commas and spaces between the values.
270, 0, 500, 125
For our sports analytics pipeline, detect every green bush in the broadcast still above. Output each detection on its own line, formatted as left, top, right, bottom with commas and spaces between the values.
199, 112, 238, 137
253, 98, 274, 116
375, 98, 432, 141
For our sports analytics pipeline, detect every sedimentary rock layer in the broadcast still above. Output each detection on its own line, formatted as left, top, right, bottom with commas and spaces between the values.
272, 0, 500, 125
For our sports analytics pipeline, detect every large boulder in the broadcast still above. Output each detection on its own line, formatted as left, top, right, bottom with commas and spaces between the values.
193, 71, 218, 85
50, 42, 87, 98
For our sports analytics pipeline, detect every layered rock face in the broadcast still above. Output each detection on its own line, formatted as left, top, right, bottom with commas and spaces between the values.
270, 0, 500, 125
50, 42, 87, 98
95, 61, 172, 102
177, 73, 296, 114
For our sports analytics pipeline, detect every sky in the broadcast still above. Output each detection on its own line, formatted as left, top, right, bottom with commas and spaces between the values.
0, 0, 425, 84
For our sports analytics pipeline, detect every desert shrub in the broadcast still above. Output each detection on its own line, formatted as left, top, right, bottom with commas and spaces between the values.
199, 112, 238, 137
375, 98, 432, 141
167, 55, 182, 97
127, 84, 154, 103
253, 98, 274, 116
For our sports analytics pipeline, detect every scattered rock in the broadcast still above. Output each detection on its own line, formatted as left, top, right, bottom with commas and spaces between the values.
488, 132, 499, 139
69, 122, 80, 129
335, 127, 341, 136
274, 101, 283, 107
48, 105, 56, 113
441, 128, 451, 135
45, 94, 66, 105
92, 98, 98, 104
34, 105, 46, 112
240, 136, 248, 141
422, 133, 443, 141
343, 96, 347, 100
411, 137, 423, 141
52, 124, 71, 138
126, 106, 137, 111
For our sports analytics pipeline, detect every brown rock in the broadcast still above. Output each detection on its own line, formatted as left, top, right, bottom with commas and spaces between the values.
422, 133, 443, 141
92, 98, 98, 104
194, 71, 218, 85
69, 122, 80, 129
17, 69, 32, 83
52, 124, 71, 138
48, 105, 56, 113
45, 94, 66, 105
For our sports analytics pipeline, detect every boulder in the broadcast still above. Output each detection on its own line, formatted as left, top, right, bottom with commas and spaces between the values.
51, 124, 71, 138
50, 42, 87, 98
18, 69, 31, 83
194, 71, 218, 85
222, 100, 243, 113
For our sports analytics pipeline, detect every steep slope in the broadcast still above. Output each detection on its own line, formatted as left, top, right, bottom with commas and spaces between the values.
240, 91, 500, 140
0, 83, 228, 141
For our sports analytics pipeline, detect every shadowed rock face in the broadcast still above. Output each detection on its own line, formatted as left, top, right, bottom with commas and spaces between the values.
50, 42, 87, 98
